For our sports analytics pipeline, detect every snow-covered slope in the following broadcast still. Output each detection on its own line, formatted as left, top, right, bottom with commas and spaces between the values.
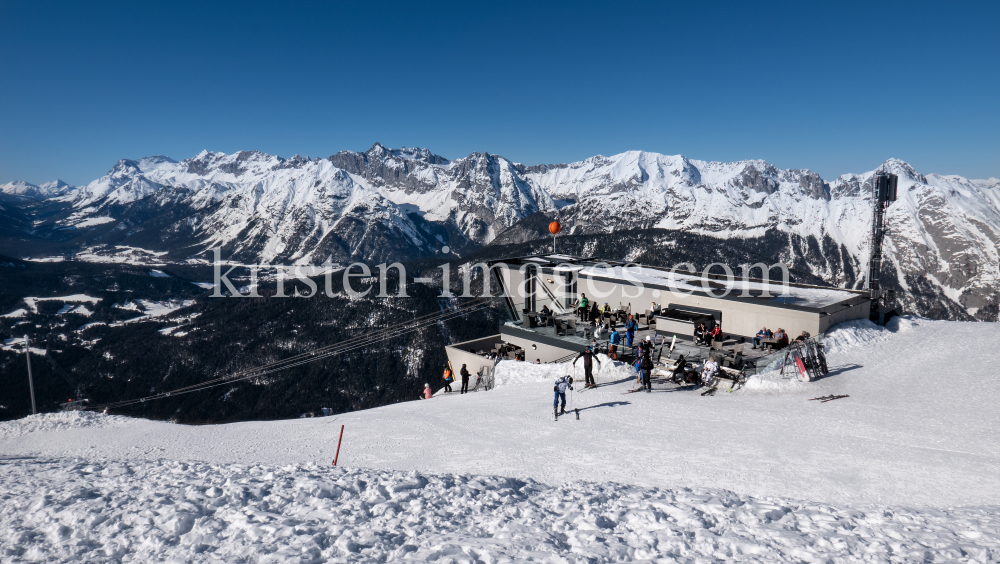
5, 146, 999, 318
2, 317, 999, 561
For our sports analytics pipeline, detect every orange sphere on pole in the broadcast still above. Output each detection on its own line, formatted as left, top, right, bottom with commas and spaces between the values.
548, 221, 561, 235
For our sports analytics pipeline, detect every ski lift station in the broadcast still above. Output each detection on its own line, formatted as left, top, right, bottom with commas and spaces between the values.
445, 255, 871, 374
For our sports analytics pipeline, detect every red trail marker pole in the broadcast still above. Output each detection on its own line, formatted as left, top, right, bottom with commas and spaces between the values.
333, 425, 345, 466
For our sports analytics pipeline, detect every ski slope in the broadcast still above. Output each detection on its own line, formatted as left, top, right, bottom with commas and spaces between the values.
2, 317, 999, 562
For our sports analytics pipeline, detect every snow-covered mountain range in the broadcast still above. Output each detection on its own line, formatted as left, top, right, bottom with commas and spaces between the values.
3, 144, 998, 320
0, 179, 74, 200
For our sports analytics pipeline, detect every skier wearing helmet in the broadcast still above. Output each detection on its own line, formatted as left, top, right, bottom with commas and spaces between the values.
553, 374, 573, 417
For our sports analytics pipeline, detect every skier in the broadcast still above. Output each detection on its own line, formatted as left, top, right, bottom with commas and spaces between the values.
573, 347, 602, 388
553, 374, 573, 417
701, 357, 719, 386
442, 364, 454, 393
422, 383, 433, 399
639, 335, 654, 392
624, 315, 638, 347
460, 364, 471, 394
608, 328, 621, 360
594, 320, 606, 340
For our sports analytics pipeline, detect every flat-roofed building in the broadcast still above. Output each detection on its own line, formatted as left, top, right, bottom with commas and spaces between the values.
444, 254, 870, 367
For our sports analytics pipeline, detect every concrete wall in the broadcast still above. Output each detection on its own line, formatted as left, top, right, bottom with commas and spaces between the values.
819, 300, 871, 333
500, 326, 579, 363
441, 335, 502, 395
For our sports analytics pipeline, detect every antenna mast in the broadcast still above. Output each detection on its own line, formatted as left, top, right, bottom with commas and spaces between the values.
867, 171, 898, 322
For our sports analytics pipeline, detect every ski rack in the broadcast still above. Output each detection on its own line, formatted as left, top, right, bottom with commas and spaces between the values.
780, 337, 830, 382
778, 337, 829, 381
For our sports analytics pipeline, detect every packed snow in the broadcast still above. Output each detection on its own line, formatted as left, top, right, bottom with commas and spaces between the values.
112, 299, 193, 325
21, 295, 101, 314
69, 216, 116, 228
2, 317, 999, 562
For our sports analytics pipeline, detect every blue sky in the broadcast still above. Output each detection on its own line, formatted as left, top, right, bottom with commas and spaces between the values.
1, 1, 997, 185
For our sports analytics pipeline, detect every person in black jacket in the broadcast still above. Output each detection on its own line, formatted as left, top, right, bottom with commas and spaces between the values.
460, 364, 471, 394
670, 354, 689, 384
573, 348, 602, 388
639, 335, 654, 392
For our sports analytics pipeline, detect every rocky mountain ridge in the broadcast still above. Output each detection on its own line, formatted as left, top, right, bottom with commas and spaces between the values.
2, 145, 998, 320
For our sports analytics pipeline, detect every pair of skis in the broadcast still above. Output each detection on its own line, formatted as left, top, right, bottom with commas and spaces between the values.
809, 394, 849, 403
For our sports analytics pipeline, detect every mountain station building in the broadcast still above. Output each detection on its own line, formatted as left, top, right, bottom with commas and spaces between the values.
444, 254, 870, 374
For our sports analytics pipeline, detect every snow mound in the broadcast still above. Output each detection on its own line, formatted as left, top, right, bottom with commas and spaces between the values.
2, 458, 998, 563
740, 368, 810, 393
822, 318, 893, 354
0, 411, 133, 442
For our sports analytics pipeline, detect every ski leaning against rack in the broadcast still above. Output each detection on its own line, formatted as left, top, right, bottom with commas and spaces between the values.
793, 348, 810, 381
809, 339, 829, 376
805, 340, 823, 379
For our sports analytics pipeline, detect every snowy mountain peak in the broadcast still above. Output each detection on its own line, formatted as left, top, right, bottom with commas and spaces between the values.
1, 179, 76, 199
38, 179, 74, 194
1, 180, 40, 199
137, 155, 178, 172
389, 146, 450, 165
183, 150, 283, 177
877, 158, 926, 184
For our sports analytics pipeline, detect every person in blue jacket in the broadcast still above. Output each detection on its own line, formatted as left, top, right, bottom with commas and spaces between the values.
753, 326, 773, 349
609, 328, 621, 360
624, 314, 638, 347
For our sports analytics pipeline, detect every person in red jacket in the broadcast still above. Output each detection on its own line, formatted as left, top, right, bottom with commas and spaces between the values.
707, 324, 722, 347
422, 383, 433, 399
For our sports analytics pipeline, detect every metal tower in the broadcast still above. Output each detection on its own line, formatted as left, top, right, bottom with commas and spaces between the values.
867, 171, 898, 322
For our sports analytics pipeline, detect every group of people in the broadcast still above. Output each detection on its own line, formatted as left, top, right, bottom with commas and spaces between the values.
750, 327, 810, 351
427, 362, 474, 399
752, 326, 796, 350
602, 313, 641, 359
694, 322, 723, 347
